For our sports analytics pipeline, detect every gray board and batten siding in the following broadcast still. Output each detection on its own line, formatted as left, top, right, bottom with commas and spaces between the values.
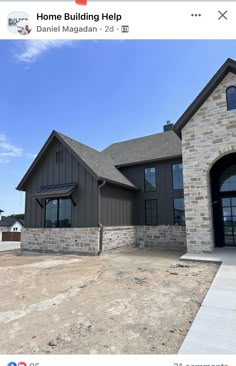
21, 134, 136, 229
119, 158, 183, 225
100, 183, 136, 226
24, 137, 98, 228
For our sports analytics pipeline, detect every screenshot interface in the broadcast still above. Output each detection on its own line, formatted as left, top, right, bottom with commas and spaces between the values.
0, 1, 236, 366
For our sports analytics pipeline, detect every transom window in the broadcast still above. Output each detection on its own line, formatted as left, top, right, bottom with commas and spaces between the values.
220, 165, 236, 192
226, 86, 236, 111
174, 198, 185, 225
45, 198, 72, 227
144, 167, 157, 192
145, 199, 158, 225
172, 163, 183, 190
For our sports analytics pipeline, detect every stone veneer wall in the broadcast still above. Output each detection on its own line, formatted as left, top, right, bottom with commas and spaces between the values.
182, 72, 236, 253
136, 225, 186, 251
21, 225, 187, 254
21, 228, 99, 255
102, 226, 136, 251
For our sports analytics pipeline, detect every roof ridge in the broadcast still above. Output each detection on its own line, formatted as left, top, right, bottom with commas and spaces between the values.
102, 130, 173, 151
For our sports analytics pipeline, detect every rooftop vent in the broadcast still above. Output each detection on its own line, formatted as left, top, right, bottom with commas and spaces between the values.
163, 120, 174, 132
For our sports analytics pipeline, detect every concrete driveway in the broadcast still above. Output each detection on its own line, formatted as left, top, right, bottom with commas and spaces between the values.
0, 241, 21, 252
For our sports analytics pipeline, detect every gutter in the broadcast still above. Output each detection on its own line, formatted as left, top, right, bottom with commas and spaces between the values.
97, 180, 106, 254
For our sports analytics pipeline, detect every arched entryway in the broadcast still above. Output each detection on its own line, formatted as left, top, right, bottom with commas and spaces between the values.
211, 153, 236, 247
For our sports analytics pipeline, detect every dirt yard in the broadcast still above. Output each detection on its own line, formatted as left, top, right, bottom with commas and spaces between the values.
0, 247, 218, 354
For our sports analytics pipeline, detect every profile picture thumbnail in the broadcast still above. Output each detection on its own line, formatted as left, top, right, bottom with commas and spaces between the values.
7, 11, 31, 35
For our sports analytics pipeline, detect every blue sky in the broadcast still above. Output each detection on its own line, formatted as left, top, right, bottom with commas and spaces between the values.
1, 40, 236, 216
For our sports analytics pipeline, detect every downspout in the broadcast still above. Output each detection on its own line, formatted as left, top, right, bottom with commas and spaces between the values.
97, 180, 106, 255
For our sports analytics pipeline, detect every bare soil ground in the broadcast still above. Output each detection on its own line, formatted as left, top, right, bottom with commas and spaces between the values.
0, 247, 219, 354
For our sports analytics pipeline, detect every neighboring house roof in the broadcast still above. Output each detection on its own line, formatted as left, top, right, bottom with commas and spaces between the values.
175, 58, 236, 137
18, 219, 25, 226
0, 216, 21, 227
0, 209, 4, 213
17, 130, 137, 191
0, 217, 11, 227
102, 130, 182, 166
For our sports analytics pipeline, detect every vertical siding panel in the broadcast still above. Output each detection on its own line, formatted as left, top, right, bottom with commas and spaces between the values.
85, 171, 92, 226
48, 151, 54, 185
78, 164, 86, 227
112, 198, 116, 226
104, 197, 108, 226
92, 178, 98, 227
65, 148, 70, 184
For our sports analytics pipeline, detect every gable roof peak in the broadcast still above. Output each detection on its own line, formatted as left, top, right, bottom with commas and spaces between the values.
17, 130, 137, 191
174, 58, 236, 137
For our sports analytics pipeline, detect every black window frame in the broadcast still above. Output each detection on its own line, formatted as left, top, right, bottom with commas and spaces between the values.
226, 86, 236, 111
172, 163, 183, 190
173, 197, 185, 226
145, 199, 158, 225
144, 167, 157, 192
45, 197, 72, 228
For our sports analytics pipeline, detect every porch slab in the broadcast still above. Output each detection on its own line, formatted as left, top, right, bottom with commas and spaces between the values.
179, 248, 236, 354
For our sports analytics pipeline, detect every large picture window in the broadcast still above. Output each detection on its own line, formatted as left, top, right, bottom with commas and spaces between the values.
172, 163, 183, 190
145, 199, 158, 225
144, 167, 157, 192
45, 198, 72, 228
174, 197, 185, 225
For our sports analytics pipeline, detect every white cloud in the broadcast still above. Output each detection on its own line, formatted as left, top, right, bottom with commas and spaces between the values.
15, 40, 72, 63
0, 135, 23, 163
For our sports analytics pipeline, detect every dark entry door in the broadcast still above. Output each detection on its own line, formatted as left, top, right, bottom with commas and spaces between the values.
221, 196, 236, 246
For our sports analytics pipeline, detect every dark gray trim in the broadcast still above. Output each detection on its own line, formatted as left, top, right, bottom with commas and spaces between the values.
174, 58, 236, 138
97, 177, 138, 191
36, 198, 44, 209
69, 195, 77, 207
116, 155, 182, 168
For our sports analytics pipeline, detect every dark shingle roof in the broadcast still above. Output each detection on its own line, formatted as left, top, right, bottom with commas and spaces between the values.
0, 216, 17, 227
102, 130, 182, 166
19, 219, 25, 226
0, 216, 24, 227
57, 132, 137, 189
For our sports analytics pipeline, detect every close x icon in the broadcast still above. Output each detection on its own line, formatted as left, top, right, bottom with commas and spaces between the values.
218, 10, 228, 20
